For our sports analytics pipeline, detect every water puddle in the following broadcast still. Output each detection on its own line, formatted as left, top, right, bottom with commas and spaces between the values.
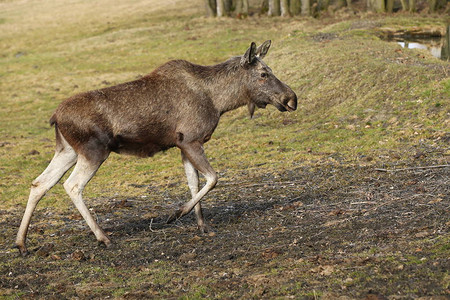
380, 25, 449, 61
394, 36, 448, 60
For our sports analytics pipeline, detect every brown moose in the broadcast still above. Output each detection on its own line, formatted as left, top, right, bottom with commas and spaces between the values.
16, 40, 297, 255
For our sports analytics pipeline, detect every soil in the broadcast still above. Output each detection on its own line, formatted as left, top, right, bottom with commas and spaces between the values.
1, 155, 449, 299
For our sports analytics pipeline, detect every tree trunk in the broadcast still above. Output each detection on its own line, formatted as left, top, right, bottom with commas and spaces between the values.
301, 0, 310, 15
337, 0, 346, 8
261, 0, 269, 14
346, 0, 353, 9
441, 25, 450, 60
268, 0, 281, 16
367, 0, 385, 12
377, 0, 386, 12
235, 0, 243, 14
428, 0, 437, 12
399, 0, 408, 10
205, 0, 216, 16
290, 0, 301, 14
243, 0, 249, 15
386, 0, 394, 12
437, 0, 447, 10
224, 0, 232, 13
319, 0, 330, 12
217, 0, 226, 16
235, 0, 249, 16
408, 0, 416, 12
281, 0, 291, 16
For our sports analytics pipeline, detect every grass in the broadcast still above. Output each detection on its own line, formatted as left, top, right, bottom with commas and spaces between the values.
0, 2, 449, 297
1, 1, 448, 209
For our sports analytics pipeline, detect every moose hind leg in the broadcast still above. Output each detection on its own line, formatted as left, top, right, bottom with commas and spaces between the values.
16, 145, 77, 255
63, 153, 111, 247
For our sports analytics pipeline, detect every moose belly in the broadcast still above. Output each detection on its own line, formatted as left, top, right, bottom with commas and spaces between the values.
109, 135, 174, 157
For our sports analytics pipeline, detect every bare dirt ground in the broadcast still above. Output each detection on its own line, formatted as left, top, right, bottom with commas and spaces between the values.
0, 146, 450, 299
1, 147, 449, 299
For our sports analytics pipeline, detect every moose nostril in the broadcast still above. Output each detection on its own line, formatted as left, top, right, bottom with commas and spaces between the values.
287, 98, 297, 110
285, 93, 297, 111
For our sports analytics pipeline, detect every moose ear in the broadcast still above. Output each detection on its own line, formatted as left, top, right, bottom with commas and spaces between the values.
240, 42, 257, 67
247, 102, 256, 119
256, 40, 271, 59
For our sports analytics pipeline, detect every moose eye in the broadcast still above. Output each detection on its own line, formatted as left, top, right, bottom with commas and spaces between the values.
260, 72, 268, 79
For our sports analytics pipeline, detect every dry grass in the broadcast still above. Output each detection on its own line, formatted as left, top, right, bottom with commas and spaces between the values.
0, 1, 449, 298
0, 1, 448, 209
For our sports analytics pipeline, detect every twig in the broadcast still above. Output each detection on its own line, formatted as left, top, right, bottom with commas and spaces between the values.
219, 181, 298, 188
350, 201, 376, 205
149, 218, 154, 232
375, 164, 449, 173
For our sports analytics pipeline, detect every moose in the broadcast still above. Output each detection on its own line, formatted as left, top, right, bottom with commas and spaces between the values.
15, 40, 297, 255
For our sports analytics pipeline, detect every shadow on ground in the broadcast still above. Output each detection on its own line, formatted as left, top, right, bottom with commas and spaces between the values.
1, 157, 448, 299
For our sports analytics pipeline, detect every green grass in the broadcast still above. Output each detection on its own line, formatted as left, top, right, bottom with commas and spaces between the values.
1, 0, 449, 210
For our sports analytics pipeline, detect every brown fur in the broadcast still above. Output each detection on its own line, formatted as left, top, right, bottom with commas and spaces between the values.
51, 53, 296, 160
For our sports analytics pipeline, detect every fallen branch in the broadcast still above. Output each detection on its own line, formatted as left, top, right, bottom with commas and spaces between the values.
375, 165, 449, 173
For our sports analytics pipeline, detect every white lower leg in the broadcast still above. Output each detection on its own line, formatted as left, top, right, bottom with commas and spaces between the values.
182, 153, 206, 229
16, 148, 77, 254
168, 143, 217, 224
67, 190, 111, 245
179, 172, 217, 218
63, 155, 111, 246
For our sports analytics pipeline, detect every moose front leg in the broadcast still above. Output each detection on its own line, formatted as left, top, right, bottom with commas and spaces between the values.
167, 141, 217, 225
181, 151, 209, 232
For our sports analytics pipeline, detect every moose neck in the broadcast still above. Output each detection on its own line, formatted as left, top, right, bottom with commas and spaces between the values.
198, 58, 250, 115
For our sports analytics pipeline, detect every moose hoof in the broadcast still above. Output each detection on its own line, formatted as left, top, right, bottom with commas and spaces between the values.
15, 244, 29, 257
98, 238, 112, 248
166, 209, 184, 224
198, 223, 215, 234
